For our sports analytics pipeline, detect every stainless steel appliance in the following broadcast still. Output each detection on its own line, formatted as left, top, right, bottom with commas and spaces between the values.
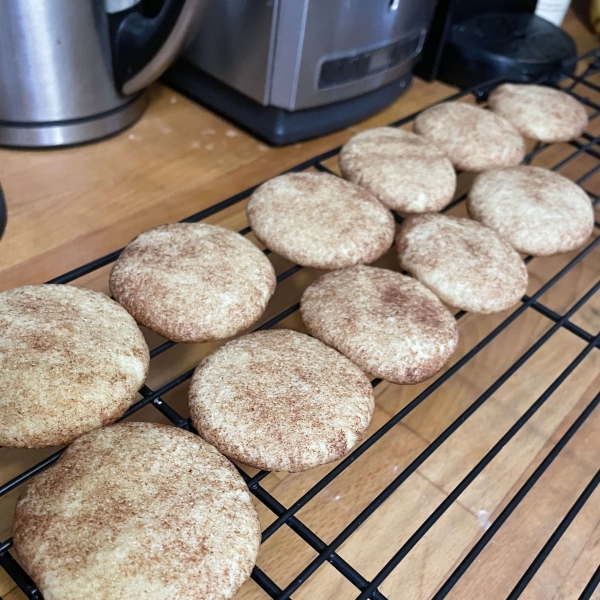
0, 0, 201, 148
165, 0, 437, 145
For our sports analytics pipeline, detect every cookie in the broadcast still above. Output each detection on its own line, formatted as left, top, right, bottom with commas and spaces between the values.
468, 166, 595, 256
246, 172, 395, 269
13, 423, 261, 600
110, 223, 276, 343
414, 102, 526, 172
339, 127, 457, 213
396, 214, 528, 314
339, 127, 456, 213
0, 285, 149, 448
488, 83, 588, 143
188, 329, 375, 472
301, 266, 459, 384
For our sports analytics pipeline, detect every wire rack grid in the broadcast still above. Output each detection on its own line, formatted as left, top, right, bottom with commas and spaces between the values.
1, 49, 600, 600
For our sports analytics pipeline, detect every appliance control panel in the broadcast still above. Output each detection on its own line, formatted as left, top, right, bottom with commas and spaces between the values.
318, 31, 424, 89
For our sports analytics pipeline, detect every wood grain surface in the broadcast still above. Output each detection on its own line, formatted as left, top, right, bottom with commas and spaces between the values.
0, 11, 599, 600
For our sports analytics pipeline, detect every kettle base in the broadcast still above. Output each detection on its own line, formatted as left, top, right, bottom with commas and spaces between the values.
0, 93, 148, 149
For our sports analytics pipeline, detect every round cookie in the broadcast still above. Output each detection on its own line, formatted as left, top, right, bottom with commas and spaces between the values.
110, 223, 276, 343
468, 166, 594, 256
13, 423, 261, 600
0, 285, 149, 448
301, 266, 459, 384
396, 214, 528, 314
188, 329, 375, 472
414, 102, 526, 172
488, 83, 588, 143
246, 172, 395, 269
339, 127, 457, 213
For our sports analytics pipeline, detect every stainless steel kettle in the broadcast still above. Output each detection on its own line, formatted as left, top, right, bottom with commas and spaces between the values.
0, 0, 201, 148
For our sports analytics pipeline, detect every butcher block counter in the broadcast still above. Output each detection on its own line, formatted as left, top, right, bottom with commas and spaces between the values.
1, 11, 600, 600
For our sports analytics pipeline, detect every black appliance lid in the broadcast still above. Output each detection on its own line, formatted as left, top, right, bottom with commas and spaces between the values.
451, 12, 576, 69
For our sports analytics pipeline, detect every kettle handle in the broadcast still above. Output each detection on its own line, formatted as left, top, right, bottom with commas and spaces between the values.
112, 0, 202, 96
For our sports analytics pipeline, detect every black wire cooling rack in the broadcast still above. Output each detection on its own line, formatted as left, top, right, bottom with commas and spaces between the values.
1, 48, 600, 600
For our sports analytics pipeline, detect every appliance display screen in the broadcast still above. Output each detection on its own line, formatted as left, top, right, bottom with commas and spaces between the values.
318, 31, 423, 89
369, 48, 390, 72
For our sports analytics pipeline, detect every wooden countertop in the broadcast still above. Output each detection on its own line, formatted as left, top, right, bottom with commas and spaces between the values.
1, 10, 600, 600
0, 11, 593, 292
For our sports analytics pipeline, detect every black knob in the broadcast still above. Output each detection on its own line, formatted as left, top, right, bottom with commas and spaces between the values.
0, 184, 7, 241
